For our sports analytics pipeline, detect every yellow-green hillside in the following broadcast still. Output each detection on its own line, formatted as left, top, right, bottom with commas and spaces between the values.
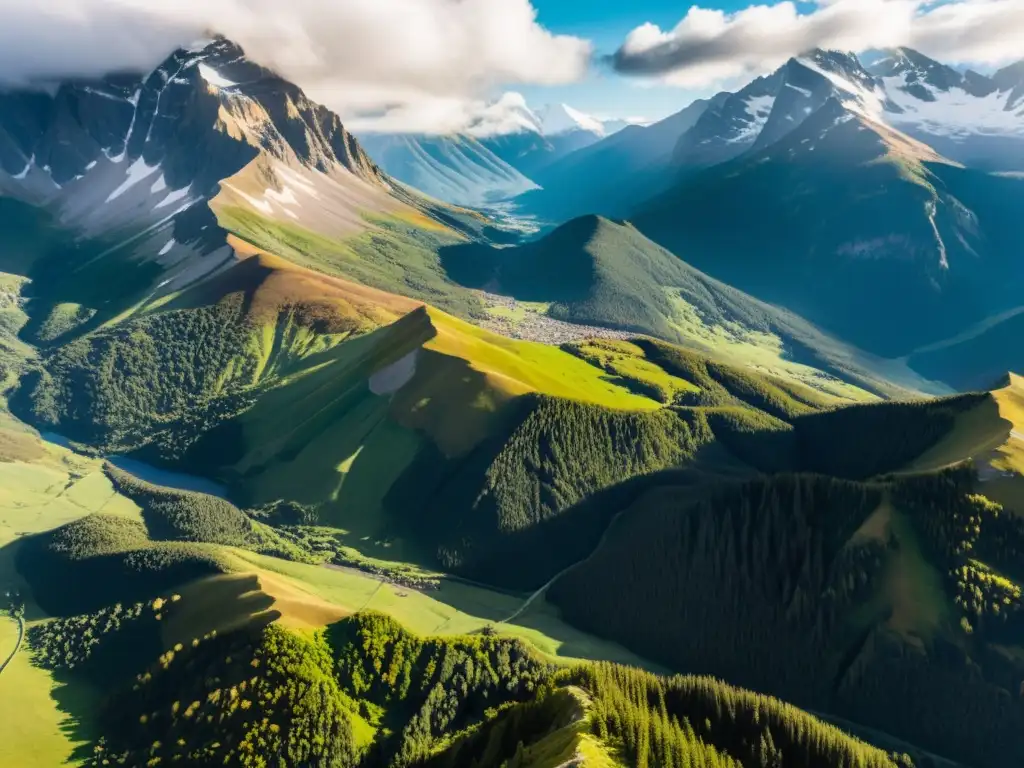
905, 373, 1024, 512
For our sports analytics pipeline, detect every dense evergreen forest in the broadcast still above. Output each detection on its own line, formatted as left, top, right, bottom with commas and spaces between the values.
548, 471, 1024, 767
14, 296, 260, 449
107, 468, 308, 559
382, 381, 982, 591
17, 513, 230, 615
28, 604, 912, 768
384, 394, 714, 579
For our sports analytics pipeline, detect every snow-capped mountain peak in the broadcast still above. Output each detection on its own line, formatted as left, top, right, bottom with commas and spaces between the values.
866, 48, 1024, 145
671, 46, 1024, 174
794, 51, 886, 121
465, 92, 544, 138
673, 48, 885, 165
467, 95, 628, 140
537, 103, 606, 136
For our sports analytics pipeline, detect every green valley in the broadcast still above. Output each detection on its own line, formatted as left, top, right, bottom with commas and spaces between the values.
1, 31, 1023, 768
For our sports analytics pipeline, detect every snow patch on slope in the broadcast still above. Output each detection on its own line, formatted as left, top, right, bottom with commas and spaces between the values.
797, 57, 886, 120
155, 185, 192, 209
198, 63, 238, 89
538, 103, 606, 136
105, 157, 161, 202
730, 95, 776, 143
883, 73, 1024, 138
12, 156, 33, 180
369, 350, 419, 395
926, 200, 949, 269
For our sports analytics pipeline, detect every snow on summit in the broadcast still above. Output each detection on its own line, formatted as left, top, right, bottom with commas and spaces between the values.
538, 103, 607, 136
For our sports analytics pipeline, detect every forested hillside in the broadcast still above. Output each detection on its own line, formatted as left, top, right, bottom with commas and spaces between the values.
8, 259, 979, 595
23, 596, 912, 768
548, 470, 1024, 766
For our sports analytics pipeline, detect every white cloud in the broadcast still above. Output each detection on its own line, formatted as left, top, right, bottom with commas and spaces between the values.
0, 0, 591, 133
612, 0, 1024, 86
463, 92, 544, 138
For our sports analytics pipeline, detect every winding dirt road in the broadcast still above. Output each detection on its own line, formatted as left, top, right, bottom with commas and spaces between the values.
0, 614, 25, 677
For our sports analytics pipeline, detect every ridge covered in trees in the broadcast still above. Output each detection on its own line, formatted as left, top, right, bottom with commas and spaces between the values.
28, 604, 911, 768
547, 471, 1024, 767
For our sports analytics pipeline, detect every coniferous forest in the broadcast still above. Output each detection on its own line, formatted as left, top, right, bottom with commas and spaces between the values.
28, 607, 915, 768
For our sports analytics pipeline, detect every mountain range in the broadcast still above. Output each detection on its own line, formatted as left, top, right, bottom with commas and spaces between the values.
1, 34, 1024, 768
358, 99, 637, 206
630, 49, 1024, 363
509, 48, 1024, 372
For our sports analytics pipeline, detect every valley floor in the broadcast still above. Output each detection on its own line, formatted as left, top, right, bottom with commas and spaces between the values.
476, 290, 635, 345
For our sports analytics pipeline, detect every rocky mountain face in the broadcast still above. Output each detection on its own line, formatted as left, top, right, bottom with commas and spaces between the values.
0, 37, 455, 295
669, 47, 1024, 175
0, 38, 387, 203
521, 46, 1024, 225
674, 51, 885, 168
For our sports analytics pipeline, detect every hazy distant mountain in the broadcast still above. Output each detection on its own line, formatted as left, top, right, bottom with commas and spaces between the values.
476, 99, 631, 177
356, 99, 638, 206
357, 133, 537, 207
516, 94, 727, 221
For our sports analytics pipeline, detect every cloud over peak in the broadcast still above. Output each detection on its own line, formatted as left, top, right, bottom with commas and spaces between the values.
0, 0, 591, 133
611, 0, 1024, 87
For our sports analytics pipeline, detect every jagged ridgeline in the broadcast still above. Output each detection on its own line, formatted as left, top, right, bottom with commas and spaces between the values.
26, 606, 907, 768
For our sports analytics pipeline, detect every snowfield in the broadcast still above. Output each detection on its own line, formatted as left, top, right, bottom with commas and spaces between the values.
883, 72, 1024, 138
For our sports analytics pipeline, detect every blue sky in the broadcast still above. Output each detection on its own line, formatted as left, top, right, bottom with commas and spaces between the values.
7, 0, 1017, 135
520, 1, 751, 122
511, 0, 1020, 125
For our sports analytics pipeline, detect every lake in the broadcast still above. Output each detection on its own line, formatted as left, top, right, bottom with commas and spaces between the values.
40, 432, 229, 499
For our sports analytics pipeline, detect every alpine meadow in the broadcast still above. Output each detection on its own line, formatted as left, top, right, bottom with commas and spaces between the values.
1, 3, 1024, 767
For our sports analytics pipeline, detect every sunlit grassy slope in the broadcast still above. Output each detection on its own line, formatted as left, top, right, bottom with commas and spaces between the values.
196, 302, 663, 530
423, 309, 660, 413
215, 204, 483, 318
906, 373, 1024, 512
0, 427, 142, 768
